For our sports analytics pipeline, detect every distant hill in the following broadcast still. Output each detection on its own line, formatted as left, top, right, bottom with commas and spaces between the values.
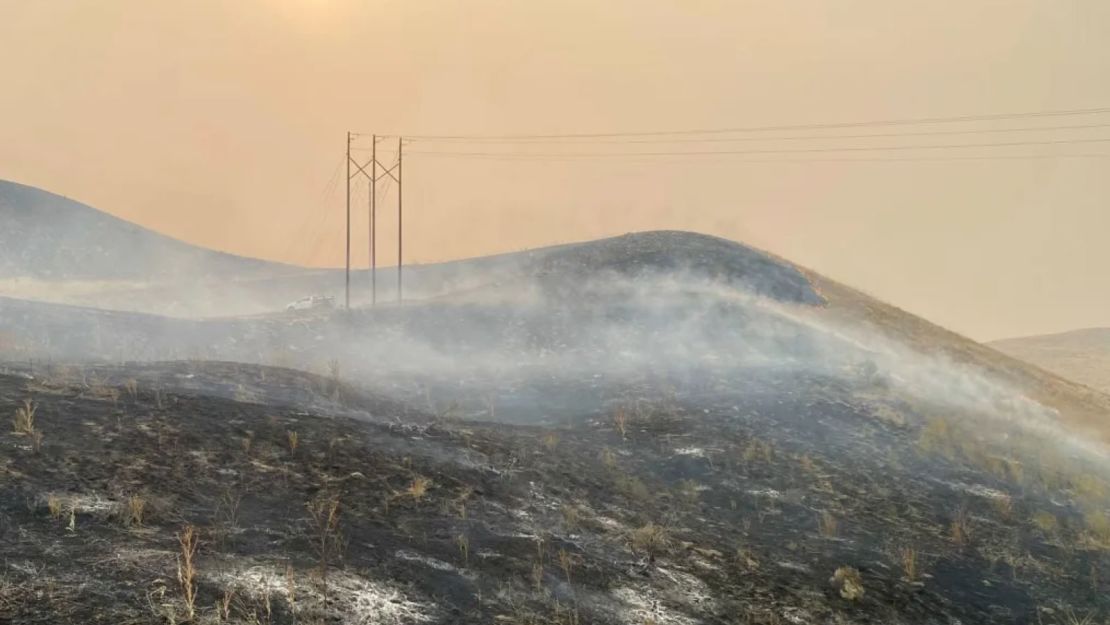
990, 327, 1110, 393
0, 179, 296, 281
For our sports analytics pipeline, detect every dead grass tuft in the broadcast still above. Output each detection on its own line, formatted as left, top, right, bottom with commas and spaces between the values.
561, 503, 581, 531
11, 399, 35, 435
629, 523, 669, 559
898, 546, 920, 582
176, 524, 199, 620
406, 476, 431, 500
830, 566, 864, 601
126, 494, 146, 527
818, 510, 838, 538
950, 506, 973, 546
46, 494, 63, 519
1033, 510, 1058, 534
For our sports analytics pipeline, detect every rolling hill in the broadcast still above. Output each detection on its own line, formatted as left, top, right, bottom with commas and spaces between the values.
991, 328, 1110, 394
0, 187, 1108, 623
0, 179, 297, 282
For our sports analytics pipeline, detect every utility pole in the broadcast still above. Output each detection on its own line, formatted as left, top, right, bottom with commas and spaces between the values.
344, 132, 401, 307
345, 131, 351, 310
397, 137, 403, 303
370, 135, 377, 307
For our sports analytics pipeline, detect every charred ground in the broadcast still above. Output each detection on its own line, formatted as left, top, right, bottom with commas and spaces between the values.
1, 359, 1107, 625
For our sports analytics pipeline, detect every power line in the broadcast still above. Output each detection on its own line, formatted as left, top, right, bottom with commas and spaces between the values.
396, 106, 1110, 141
285, 151, 344, 265
405, 152, 1110, 163
404, 122, 1110, 146
406, 136, 1110, 159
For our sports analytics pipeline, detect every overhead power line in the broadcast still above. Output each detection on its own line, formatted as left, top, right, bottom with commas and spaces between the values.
397, 106, 1110, 141
408, 153, 1110, 165
405, 136, 1110, 159
405, 122, 1110, 145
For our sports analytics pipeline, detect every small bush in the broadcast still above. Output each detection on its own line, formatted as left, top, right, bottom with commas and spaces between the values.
950, 506, 973, 546
1032, 510, 1058, 534
12, 399, 35, 435
830, 566, 864, 600
126, 495, 146, 527
818, 511, 838, 538
629, 523, 669, 559
898, 546, 919, 582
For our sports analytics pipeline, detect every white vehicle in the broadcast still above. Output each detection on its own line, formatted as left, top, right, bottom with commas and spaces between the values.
285, 295, 335, 312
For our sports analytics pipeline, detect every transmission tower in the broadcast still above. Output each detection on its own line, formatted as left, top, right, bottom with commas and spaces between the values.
346, 133, 403, 309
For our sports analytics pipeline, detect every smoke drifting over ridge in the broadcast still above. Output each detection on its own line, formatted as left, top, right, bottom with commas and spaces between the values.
2, 227, 1099, 466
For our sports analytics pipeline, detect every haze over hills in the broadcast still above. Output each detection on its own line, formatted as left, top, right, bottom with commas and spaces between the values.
1, 181, 1108, 623
991, 327, 1110, 394
0, 178, 298, 281
1, 180, 1108, 441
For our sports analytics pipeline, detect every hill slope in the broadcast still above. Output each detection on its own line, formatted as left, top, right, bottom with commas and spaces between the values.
990, 328, 1110, 394
0, 179, 296, 281
1, 230, 1109, 623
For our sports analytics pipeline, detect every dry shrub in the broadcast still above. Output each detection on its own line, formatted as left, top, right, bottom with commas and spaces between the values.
530, 561, 544, 590
830, 566, 864, 601
456, 533, 470, 567
898, 546, 919, 582
1032, 510, 1058, 534
306, 494, 343, 607
742, 438, 774, 464
615, 476, 652, 503
287, 430, 299, 454
629, 523, 669, 559
612, 405, 628, 439
1083, 511, 1110, 549
176, 524, 199, 620
950, 506, 973, 546
46, 494, 63, 519
992, 495, 1014, 521
561, 504, 581, 531
818, 511, 839, 538
557, 548, 576, 583
126, 494, 146, 527
542, 432, 559, 451
407, 476, 431, 500
599, 448, 618, 470
12, 399, 35, 435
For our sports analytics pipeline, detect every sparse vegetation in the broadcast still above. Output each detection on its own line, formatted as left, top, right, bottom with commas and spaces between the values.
818, 510, 838, 538
406, 475, 431, 500
456, 533, 470, 567
950, 506, 973, 546
0, 357, 1106, 624
830, 566, 864, 601
629, 523, 669, 559
125, 494, 146, 528
306, 494, 342, 609
1033, 510, 1058, 534
46, 494, 63, 519
176, 524, 199, 620
612, 405, 628, 439
12, 398, 35, 435
557, 548, 575, 583
561, 503, 581, 531
898, 546, 920, 582
992, 494, 1014, 521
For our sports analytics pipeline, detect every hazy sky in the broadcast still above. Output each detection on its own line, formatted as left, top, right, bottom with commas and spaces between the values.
2, 0, 1109, 340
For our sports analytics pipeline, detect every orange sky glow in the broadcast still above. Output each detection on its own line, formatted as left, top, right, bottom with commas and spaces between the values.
2, 0, 1109, 340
